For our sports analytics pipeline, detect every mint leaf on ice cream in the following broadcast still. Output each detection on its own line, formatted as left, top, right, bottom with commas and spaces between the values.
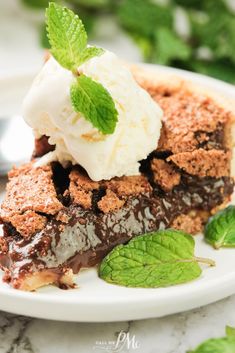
70, 75, 118, 135
46, 2, 88, 72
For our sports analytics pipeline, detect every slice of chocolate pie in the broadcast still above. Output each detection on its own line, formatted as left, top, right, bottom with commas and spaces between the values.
0, 69, 234, 291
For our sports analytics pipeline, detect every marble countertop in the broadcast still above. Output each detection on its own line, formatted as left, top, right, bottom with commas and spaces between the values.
0, 295, 234, 353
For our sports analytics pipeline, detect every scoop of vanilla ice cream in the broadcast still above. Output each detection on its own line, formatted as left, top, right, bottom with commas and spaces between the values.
23, 51, 162, 181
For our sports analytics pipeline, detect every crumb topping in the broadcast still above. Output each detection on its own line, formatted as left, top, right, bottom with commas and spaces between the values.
168, 149, 231, 178
0, 164, 63, 230
105, 175, 152, 197
9, 211, 47, 238
6, 163, 63, 214
68, 169, 152, 213
151, 158, 181, 191
55, 210, 70, 223
98, 190, 125, 213
0, 236, 9, 254
155, 91, 230, 154
69, 168, 99, 209
171, 213, 203, 234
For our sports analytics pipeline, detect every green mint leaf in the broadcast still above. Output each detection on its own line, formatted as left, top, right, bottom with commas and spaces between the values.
70, 74, 118, 135
187, 337, 235, 353
77, 46, 104, 66
46, 3, 116, 135
205, 206, 235, 249
188, 327, 235, 352
99, 229, 214, 288
226, 326, 235, 338
46, 2, 87, 71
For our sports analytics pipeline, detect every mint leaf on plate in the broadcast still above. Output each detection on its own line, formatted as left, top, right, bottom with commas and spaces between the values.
205, 206, 235, 249
188, 337, 235, 353
46, 2, 87, 72
70, 75, 118, 135
99, 229, 214, 288
188, 327, 235, 353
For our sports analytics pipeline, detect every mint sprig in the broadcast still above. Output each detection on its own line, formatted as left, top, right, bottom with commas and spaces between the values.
188, 326, 235, 353
46, 2, 104, 71
46, 2, 117, 135
205, 206, 235, 249
46, 2, 87, 72
99, 230, 215, 288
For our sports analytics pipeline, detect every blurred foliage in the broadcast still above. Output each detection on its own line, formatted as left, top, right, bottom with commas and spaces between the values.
21, 0, 235, 83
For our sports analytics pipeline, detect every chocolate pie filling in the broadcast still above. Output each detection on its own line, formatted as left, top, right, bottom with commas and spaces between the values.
0, 163, 233, 286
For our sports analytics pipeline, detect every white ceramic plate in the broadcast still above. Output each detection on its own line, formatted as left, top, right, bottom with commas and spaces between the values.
0, 65, 235, 322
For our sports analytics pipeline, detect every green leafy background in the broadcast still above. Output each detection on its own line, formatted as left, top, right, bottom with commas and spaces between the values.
21, 0, 235, 83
